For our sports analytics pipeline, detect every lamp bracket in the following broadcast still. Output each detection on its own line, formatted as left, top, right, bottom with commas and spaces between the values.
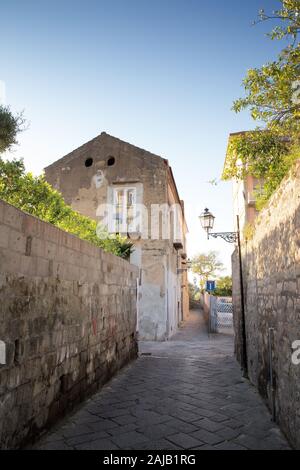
208, 232, 238, 244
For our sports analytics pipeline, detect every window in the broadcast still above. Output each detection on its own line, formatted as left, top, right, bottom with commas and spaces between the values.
85, 158, 93, 167
113, 187, 137, 233
107, 156, 115, 166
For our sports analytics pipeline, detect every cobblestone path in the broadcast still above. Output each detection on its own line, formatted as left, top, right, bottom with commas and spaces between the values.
35, 310, 290, 450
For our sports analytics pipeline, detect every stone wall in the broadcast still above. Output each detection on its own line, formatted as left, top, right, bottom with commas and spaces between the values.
0, 199, 139, 449
232, 161, 300, 449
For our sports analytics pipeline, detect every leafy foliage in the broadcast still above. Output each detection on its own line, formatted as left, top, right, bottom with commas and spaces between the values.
243, 222, 255, 241
0, 105, 133, 259
212, 276, 232, 297
188, 282, 201, 301
0, 105, 25, 153
225, 1, 300, 208
191, 251, 224, 291
255, 0, 300, 44
233, 0, 300, 131
232, 46, 300, 130
0, 157, 133, 259
223, 131, 290, 180
223, 130, 299, 207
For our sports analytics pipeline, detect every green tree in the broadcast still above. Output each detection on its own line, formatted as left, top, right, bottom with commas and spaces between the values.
232, 46, 300, 132
255, 0, 300, 45
0, 105, 25, 153
233, 1, 300, 130
0, 157, 133, 259
213, 276, 232, 297
191, 251, 224, 291
0, 106, 133, 259
224, 1, 300, 208
188, 281, 200, 301
223, 130, 299, 207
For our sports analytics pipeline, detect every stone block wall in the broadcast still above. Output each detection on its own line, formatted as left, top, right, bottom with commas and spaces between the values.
232, 161, 300, 449
0, 199, 139, 449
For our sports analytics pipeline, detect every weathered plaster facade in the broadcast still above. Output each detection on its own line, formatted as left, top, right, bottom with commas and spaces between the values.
225, 132, 261, 238
45, 132, 188, 341
232, 174, 260, 233
231, 161, 300, 449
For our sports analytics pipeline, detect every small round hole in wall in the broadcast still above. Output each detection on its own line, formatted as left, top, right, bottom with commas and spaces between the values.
85, 158, 93, 167
107, 156, 115, 166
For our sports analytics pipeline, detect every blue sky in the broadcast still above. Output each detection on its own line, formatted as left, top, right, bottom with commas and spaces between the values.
0, 0, 283, 273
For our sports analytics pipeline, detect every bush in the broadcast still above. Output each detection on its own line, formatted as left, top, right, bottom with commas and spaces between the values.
212, 276, 232, 297
223, 130, 299, 209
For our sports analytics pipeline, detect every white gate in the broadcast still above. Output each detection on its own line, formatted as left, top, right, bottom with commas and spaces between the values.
209, 296, 233, 334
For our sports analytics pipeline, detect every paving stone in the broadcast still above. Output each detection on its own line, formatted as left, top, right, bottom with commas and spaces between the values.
111, 431, 150, 448
212, 426, 241, 441
170, 409, 201, 423
39, 441, 74, 450
162, 418, 199, 434
93, 408, 129, 419
214, 441, 247, 450
191, 429, 225, 445
107, 423, 138, 436
62, 424, 93, 438
220, 418, 245, 429
193, 418, 224, 433
65, 431, 110, 446
130, 411, 169, 425
34, 310, 290, 451
208, 412, 230, 423
166, 432, 203, 449
261, 436, 292, 450
112, 414, 137, 425
195, 408, 220, 419
195, 444, 216, 450
76, 439, 119, 450
233, 433, 288, 450
135, 423, 179, 440
86, 419, 119, 432
71, 411, 103, 424
132, 439, 179, 450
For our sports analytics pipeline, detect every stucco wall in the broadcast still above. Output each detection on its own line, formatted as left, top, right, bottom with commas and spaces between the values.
232, 160, 300, 449
0, 199, 138, 449
136, 240, 181, 341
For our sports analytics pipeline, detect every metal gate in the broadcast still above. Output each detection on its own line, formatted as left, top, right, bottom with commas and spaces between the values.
209, 296, 233, 334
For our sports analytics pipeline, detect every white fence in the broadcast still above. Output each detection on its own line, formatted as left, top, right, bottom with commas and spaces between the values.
202, 293, 233, 334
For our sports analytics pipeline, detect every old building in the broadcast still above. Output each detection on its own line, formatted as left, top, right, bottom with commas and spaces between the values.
225, 132, 263, 235
45, 132, 189, 341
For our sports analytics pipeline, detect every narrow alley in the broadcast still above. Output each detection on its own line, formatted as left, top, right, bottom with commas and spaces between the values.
35, 310, 290, 450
